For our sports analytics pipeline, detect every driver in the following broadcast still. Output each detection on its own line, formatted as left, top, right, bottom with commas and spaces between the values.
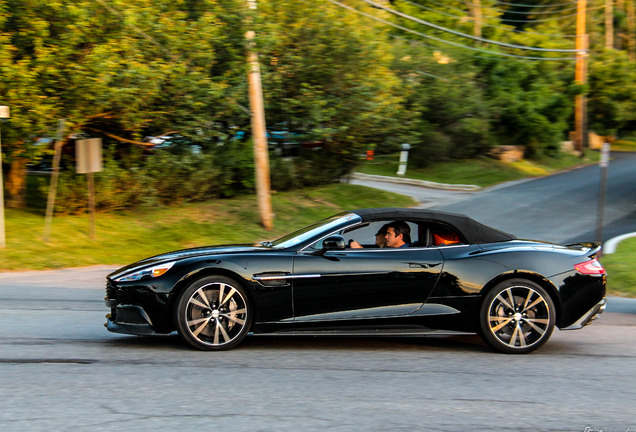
350, 221, 410, 248
384, 220, 411, 248
350, 223, 389, 249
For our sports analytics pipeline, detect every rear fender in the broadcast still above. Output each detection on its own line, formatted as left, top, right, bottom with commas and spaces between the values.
479, 271, 562, 328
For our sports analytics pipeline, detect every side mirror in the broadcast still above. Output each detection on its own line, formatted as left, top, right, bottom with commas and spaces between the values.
322, 235, 346, 251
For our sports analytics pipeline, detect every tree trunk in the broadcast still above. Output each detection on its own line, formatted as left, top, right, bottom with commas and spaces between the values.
6, 158, 28, 208
627, 0, 636, 61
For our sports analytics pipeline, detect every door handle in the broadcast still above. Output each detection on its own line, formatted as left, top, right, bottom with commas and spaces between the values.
408, 262, 441, 269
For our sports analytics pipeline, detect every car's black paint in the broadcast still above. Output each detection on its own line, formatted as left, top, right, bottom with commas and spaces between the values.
105, 208, 606, 353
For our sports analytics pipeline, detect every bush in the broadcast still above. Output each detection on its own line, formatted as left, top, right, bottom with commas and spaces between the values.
44, 145, 226, 213
42, 142, 352, 214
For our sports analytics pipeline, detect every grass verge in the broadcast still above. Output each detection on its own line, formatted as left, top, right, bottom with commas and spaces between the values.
2, 167, 633, 298
611, 139, 636, 152
0, 183, 416, 271
602, 238, 636, 298
356, 152, 600, 188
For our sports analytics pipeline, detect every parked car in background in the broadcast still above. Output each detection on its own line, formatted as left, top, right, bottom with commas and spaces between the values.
142, 133, 202, 154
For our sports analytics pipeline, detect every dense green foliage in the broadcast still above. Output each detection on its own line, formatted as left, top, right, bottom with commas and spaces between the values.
1, 0, 635, 210
32, 143, 349, 213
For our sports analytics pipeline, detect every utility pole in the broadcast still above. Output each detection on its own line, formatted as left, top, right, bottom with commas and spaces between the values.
627, 0, 636, 60
617, 0, 625, 49
472, 0, 482, 40
245, 0, 273, 230
0, 105, 9, 248
574, 0, 587, 155
606, 0, 614, 49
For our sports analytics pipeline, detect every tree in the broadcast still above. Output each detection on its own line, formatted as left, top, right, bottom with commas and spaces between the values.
0, 0, 240, 207
256, 0, 407, 169
588, 49, 636, 136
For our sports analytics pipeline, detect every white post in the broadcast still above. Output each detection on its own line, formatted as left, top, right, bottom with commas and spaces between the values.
0, 105, 10, 248
397, 143, 410, 176
596, 142, 610, 247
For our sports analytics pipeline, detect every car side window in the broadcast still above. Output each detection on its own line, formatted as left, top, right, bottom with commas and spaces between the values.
430, 225, 462, 246
346, 221, 421, 249
344, 222, 390, 248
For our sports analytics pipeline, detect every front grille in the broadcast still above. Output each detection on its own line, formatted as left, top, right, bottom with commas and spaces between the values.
105, 281, 117, 300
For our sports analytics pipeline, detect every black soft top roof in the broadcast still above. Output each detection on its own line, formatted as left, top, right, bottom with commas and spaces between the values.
351, 208, 516, 244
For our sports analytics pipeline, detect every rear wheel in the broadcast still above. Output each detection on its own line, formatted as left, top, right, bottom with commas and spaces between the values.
479, 279, 555, 354
175, 276, 252, 350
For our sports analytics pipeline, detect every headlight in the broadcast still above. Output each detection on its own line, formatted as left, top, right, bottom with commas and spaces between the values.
115, 262, 176, 282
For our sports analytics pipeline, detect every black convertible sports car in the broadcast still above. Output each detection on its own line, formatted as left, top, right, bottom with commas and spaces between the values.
105, 208, 607, 354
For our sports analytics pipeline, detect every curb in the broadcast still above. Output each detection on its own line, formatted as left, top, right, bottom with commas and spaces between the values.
351, 172, 481, 192
604, 232, 636, 254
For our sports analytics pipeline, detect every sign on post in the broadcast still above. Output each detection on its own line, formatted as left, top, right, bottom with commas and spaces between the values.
76, 138, 103, 240
76, 138, 103, 174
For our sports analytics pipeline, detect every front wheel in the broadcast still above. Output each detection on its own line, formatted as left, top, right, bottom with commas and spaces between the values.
479, 279, 556, 354
175, 276, 252, 350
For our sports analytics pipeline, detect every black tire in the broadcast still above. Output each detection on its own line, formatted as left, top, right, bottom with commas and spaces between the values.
479, 279, 556, 354
175, 276, 252, 350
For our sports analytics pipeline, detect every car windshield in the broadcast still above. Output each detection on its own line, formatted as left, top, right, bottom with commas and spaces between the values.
269, 213, 359, 249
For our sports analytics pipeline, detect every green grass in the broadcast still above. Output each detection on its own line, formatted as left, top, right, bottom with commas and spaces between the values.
356, 152, 600, 188
3, 157, 635, 298
601, 238, 636, 298
0, 183, 416, 271
611, 139, 636, 152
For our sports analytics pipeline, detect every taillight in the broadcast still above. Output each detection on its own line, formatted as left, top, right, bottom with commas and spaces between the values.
574, 259, 606, 275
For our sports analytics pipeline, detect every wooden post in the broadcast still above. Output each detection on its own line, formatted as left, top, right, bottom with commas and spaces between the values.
627, 0, 636, 60
574, 0, 587, 154
472, 0, 482, 40
606, 0, 614, 49
0, 105, 8, 248
246, 0, 273, 230
87, 172, 96, 240
76, 138, 102, 240
43, 119, 66, 242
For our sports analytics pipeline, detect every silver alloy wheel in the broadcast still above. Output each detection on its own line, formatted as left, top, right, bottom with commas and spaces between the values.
182, 281, 249, 348
486, 284, 552, 351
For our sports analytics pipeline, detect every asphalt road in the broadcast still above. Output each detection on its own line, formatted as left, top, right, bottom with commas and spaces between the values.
2, 155, 635, 432
1, 267, 635, 432
353, 151, 636, 245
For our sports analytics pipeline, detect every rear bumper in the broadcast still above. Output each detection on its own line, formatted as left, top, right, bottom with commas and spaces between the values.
562, 298, 607, 330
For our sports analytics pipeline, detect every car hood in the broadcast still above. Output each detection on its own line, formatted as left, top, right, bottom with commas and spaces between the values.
108, 244, 265, 280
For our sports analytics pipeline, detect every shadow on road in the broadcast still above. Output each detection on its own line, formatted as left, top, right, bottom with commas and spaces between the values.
104, 332, 494, 353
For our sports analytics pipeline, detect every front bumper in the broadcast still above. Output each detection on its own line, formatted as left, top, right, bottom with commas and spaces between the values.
562, 298, 607, 330
105, 303, 166, 336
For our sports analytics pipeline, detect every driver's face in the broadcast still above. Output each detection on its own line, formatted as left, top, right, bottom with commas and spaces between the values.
385, 227, 402, 248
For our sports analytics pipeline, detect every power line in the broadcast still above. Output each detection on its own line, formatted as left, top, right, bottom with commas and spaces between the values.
500, 11, 578, 22
325, 0, 578, 60
360, 0, 580, 52
494, 1, 577, 7
416, 0, 577, 15
400, 0, 577, 37
485, 5, 578, 15
416, 70, 451, 80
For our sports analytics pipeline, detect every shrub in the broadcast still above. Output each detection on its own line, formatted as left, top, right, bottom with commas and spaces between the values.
43, 141, 353, 214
